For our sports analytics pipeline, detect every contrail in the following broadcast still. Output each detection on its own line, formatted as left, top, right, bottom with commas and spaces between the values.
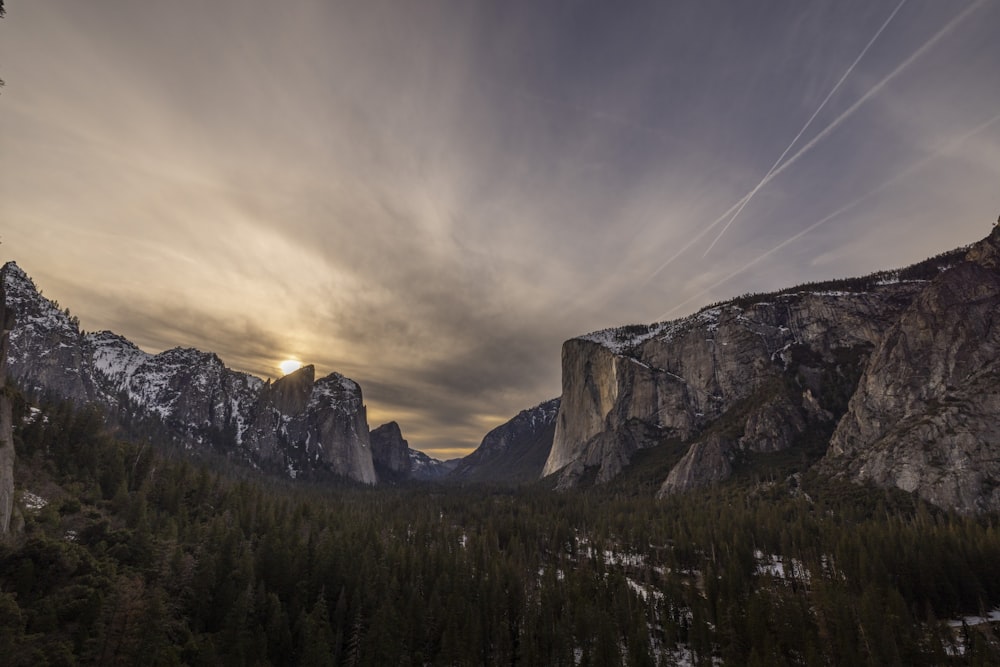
702, 0, 909, 256
750, 0, 983, 190
642, 193, 752, 285
646, 0, 981, 284
655, 109, 1000, 322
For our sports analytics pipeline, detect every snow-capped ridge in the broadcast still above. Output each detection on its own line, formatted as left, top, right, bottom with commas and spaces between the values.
2, 261, 377, 485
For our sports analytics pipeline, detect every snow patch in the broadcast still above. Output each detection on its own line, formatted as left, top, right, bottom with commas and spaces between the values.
24, 407, 43, 424
947, 608, 1000, 629
22, 491, 48, 512
754, 550, 810, 581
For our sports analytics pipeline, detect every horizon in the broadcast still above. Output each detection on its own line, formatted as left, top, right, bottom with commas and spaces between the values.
2, 0, 999, 458
1, 222, 985, 461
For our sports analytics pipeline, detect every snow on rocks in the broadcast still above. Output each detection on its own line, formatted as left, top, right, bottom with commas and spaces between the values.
21, 491, 48, 512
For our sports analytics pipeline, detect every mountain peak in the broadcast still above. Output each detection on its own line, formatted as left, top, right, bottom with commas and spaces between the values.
4, 264, 378, 485
1, 261, 28, 283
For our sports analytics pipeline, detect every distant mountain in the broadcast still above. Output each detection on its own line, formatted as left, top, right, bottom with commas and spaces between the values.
2, 262, 376, 484
450, 398, 560, 484
409, 449, 458, 481
544, 225, 1000, 513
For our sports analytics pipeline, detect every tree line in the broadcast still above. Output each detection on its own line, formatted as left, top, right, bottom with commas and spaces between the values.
1, 393, 999, 665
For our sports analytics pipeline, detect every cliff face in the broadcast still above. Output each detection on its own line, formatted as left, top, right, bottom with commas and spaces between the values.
248, 367, 376, 484
4, 264, 96, 404
0, 272, 13, 535
823, 228, 1000, 513
547, 227, 1000, 512
2, 262, 377, 485
370, 421, 412, 482
544, 285, 922, 489
451, 398, 560, 484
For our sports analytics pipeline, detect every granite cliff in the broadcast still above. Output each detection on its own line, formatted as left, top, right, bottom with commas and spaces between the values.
823, 226, 1000, 513
543, 228, 1000, 513
371, 421, 412, 482
2, 262, 377, 484
544, 284, 922, 489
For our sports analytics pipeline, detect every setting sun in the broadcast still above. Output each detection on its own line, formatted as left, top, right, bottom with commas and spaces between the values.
278, 359, 302, 376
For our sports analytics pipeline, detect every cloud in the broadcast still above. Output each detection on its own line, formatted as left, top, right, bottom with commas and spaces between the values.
3, 0, 1000, 456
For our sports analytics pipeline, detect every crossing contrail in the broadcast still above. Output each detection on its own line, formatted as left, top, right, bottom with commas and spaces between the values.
656, 109, 1000, 322
645, 0, 943, 283
702, 0, 909, 257
743, 0, 984, 196
646, 0, 982, 285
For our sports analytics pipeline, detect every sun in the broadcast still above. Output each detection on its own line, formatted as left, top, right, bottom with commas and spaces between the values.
278, 359, 303, 376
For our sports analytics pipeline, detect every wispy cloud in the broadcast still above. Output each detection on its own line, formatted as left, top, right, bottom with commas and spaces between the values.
702, 0, 910, 255
658, 109, 1000, 320
3, 0, 999, 455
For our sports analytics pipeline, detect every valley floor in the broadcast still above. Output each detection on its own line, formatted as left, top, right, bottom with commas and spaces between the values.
3, 396, 1000, 665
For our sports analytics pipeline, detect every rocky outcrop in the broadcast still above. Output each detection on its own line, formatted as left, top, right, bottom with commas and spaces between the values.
3, 263, 96, 403
823, 227, 1000, 513
2, 262, 377, 484
739, 392, 806, 454
371, 421, 412, 482
0, 271, 14, 535
658, 434, 734, 495
654, 388, 809, 496
544, 284, 922, 488
248, 367, 376, 484
451, 398, 560, 484
369, 421, 458, 482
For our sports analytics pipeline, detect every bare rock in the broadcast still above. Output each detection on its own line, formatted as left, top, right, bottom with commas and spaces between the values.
658, 434, 734, 496
371, 421, 412, 481
824, 231, 1000, 513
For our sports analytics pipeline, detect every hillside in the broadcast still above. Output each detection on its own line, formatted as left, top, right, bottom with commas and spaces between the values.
449, 398, 560, 484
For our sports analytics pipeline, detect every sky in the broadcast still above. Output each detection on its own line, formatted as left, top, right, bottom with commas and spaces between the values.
2, 0, 999, 459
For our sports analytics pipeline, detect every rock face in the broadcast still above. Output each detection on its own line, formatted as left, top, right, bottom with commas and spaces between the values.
248, 367, 376, 484
823, 227, 1000, 513
659, 434, 734, 495
544, 284, 923, 489
543, 231, 1000, 511
4, 264, 97, 404
451, 398, 560, 484
0, 271, 14, 535
2, 262, 376, 484
371, 421, 412, 482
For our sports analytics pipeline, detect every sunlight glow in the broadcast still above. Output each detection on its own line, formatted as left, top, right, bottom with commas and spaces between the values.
279, 359, 303, 375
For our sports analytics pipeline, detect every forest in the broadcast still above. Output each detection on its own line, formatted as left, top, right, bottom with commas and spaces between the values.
2, 392, 1000, 666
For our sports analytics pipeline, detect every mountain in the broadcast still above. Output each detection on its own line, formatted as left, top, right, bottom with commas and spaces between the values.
408, 449, 458, 481
544, 226, 1000, 513
450, 398, 560, 484
2, 262, 376, 484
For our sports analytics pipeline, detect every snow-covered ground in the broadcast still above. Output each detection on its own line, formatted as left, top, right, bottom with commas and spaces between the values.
754, 549, 810, 581
947, 607, 1000, 628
